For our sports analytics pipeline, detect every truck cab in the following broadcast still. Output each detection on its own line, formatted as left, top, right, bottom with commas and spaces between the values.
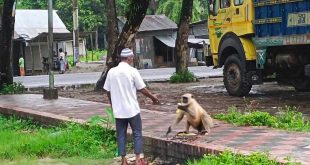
207, 0, 310, 96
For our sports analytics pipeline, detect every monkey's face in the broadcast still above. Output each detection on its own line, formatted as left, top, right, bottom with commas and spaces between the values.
182, 97, 188, 104
181, 93, 193, 104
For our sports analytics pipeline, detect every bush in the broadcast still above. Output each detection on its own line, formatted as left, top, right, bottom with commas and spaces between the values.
66, 50, 107, 68
170, 70, 196, 83
215, 106, 310, 132
0, 82, 24, 95
187, 150, 300, 165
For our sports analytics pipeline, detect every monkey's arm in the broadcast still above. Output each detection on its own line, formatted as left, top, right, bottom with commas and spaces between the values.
166, 110, 184, 136
177, 103, 196, 118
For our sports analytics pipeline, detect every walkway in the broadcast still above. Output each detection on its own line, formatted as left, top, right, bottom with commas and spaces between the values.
0, 94, 309, 164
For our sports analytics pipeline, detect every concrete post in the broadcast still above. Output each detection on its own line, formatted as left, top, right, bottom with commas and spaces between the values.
72, 0, 79, 65
44, 0, 58, 99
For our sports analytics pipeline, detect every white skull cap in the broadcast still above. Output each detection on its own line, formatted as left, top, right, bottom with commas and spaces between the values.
120, 48, 134, 57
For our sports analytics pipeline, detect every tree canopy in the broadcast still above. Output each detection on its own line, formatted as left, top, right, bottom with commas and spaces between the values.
156, 0, 208, 23
17, 0, 106, 32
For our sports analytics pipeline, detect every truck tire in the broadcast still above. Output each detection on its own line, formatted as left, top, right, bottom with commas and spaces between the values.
293, 78, 310, 92
223, 55, 252, 96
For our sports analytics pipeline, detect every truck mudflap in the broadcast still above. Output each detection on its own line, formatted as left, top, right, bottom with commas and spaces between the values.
246, 70, 263, 85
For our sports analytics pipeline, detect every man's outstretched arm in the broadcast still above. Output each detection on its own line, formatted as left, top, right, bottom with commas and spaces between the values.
139, 88, 159, 104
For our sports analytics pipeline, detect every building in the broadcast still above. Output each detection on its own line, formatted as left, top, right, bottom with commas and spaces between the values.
13, 9, 87, 75
118, 15, 210, 68
118, 15, 178, 68
189, 20, 210, 65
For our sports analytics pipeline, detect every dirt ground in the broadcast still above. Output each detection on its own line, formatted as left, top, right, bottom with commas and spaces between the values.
57, 77, 310, 117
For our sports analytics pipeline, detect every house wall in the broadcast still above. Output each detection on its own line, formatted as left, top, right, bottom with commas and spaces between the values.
135, 36, 155, 69
25, 42, 48, 72
24, 40, 86, 74
63, 40, 86, 56
135, 30, 177, 68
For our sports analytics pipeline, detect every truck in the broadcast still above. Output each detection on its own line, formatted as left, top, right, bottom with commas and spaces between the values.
206, 0, 310, 96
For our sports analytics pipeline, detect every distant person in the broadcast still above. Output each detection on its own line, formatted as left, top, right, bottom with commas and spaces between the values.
18, 55, 25, 76
59, 56, 65, 74
59, 48, 65, 73
64, 52, 68, 70
104, 48, 159, 165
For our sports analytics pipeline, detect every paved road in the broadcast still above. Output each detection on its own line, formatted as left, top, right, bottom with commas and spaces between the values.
14, 66, 222, 88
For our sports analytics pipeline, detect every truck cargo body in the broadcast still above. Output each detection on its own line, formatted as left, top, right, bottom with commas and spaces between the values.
207, 0, 310, 96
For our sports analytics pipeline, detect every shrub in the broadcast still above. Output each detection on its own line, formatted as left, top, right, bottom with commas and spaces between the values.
0, 82, 24, 95
215, 106, 310, 132
187, 150, 300, 165
170, 70, 196, 83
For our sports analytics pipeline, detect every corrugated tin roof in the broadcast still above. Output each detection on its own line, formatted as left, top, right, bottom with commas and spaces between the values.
155, 35, 176, 47
155, 36, 209, 48
119, 15, 177, 32
139, 15, 177, 31
15, 9, 69, 40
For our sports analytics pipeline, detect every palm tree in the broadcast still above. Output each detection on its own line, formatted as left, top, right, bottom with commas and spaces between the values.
156, 0, 206, 23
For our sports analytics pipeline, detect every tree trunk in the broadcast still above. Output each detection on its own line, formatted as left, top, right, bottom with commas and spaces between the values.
95, 27, 99, 50
0, 0, 15, 86
95, 0, 150, 90
175, 0, 193, 73
105, 0, 119, 65
148, 0, 158, 15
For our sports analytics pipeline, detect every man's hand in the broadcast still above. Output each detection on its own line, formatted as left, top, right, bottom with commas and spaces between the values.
151, 96, 160, 105
139, 88, 160, 104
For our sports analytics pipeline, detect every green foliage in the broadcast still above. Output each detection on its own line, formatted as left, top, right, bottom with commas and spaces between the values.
187, 150, 300, 165
17, 0, 106, 32
0, 114, 117, 161
81, 50, 106, 62
273, 106, 310, 131
156, 0, 209, 23
0, 82, 24, 95
66, 50, 106, 68
88, 107, 115, 130
215, 106, 310, 132
170, 70, 196, 83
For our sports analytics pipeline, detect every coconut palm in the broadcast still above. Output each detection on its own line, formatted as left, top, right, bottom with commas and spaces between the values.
156, 0, 207, 23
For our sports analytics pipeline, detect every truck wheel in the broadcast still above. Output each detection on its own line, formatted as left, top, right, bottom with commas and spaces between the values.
223, 55, 252, 96
293, 78, 310, 92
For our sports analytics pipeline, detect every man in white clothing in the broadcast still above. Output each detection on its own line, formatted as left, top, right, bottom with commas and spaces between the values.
104, 48, 159, 165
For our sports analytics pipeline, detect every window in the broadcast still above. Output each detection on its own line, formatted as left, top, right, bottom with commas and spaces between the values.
210, 0, 220, 15
234, 0, 244, 6
220, 0, 231, 8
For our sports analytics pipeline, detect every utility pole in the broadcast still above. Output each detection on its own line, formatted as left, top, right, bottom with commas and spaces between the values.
48, 0, 54, 88
43, 0, 58, 99
72, 0, 79, 65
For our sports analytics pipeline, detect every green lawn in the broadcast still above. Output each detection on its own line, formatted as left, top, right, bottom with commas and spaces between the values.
0, 115, 117, 164
2, 157, 115, 165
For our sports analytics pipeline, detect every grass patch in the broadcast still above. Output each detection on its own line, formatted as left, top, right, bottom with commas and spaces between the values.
0, 114, 117, 161
187, 150, 300, 165
0, 82, 24, 95
215, 106, 310, 132
67, 50, 106, 68
170, 70, 196, 83
1, 157, 114, 165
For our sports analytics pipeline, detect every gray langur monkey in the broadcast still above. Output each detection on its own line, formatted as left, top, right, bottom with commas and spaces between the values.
166, 93, 214, 136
